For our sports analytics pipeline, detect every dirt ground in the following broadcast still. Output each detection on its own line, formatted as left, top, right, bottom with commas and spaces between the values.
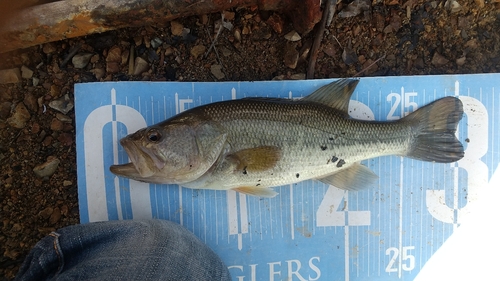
0, 0, 499, 279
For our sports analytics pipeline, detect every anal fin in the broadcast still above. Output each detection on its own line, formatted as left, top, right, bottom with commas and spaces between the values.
317, 162, 378, 191
233, 186, 278, 198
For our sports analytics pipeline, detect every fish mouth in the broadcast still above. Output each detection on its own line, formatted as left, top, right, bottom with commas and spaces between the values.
110, 138, 159, 178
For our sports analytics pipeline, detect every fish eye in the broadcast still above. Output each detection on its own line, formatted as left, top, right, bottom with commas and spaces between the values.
147, 129, 162, 142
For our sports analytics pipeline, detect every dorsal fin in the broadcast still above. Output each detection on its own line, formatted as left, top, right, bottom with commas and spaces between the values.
302, 78, 359, 114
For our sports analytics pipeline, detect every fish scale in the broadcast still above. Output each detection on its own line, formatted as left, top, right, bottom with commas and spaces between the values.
110, 79, 464, 197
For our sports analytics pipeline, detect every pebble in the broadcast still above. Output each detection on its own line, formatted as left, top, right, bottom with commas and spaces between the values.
38, 207, 53, 219
50, 84, 61, 98
56, 113, 72, 122
49, 94, 74, 114
210, 64, 225, 80
171, 21, 184, 36
72, 53, 93, 69
266, 13, 284, 34
284, 30, 301, 42
223, 11, 235, 21
91, 68, 105, 80
63, 180, 72, 186
33, 156, 60, 178
456, 56, 466, 66
190, 45, 206, 59
23, 93, 38, 112
290, 73, 306, 80
0, 68, 21, 84
0, 102, 11, 119
49, 207, 61, 224
106, 46, 122, 73
50, 118, 63, 131
21, 65, 33, 79
121, 49, 130, 65
7, 102, 31, 129
151, 37, 163, 49
445, 0, 462, 13
234, 29, 242, 42
132, 57, 149, 75
284, 43, 299, 69
33, 77, 40, 86
431, 52, 450, 66
42, 43, 57, 54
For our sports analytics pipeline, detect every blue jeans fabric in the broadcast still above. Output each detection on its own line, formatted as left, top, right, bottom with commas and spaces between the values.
15, 219, 231, 281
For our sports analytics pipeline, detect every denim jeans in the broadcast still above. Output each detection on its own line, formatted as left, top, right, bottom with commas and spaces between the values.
15, 219, 231, 281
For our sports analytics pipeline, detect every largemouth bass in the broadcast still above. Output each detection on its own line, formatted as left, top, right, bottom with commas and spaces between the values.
110, 79, 464, 197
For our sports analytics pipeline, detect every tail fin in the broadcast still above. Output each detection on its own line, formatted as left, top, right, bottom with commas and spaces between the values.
403, 97, 464, 163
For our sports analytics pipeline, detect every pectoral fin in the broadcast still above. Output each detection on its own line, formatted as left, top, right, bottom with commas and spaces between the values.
233, 186, 278, 198
229, 146, 281, 173
317, 162, 378, 191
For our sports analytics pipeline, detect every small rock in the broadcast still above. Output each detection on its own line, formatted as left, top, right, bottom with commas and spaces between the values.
21, 65, 33, 79
106, 46, 122, 73
133, 36, 143, 46
242, 26, 250, 35
63, 180, 72, 186
72, 53, 93, 69
164, 46, 174, 56
56, 113, 72, 122
0, 68, 21, 84
171, 21, 184, 36
266, 13, 284, 34
445, 0, 462, 13
0, 102, 11, 119
322, 44, 336, 57
49, 94, 74, 114
32, 77, 40, 86
23, 93, 38, 112
38, 207, 53, 219
151, 37, 163, 49
431, 52, 450, 66
456, 56, 466, 66
33, 156, 60, 178
190, 45, 206, 59
121, 49, 130, 66
284, 30, 301, 42
290, 73, 306, 80
50, 84, 61, 98
210, 64, 225, 80
284, 43, 299, 69
221, 47, 232, 57
50, 118, 63, 131
11, 223, 22, 232
200, 14, 209, 25
223, 11, 235, 21
474, 0, 485, 8
91, 68, 105, 80
132, 57, 149, 76
234, 29, 242, 42
49, 207, 61, 224
42, 43, 57, 54
7, 103, 30, 128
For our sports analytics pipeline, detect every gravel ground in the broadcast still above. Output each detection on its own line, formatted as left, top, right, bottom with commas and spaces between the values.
1, 1, 499, 279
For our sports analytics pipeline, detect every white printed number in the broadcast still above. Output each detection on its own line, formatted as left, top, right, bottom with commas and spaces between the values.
387, 88, 418, 120
385, 246, 415, 273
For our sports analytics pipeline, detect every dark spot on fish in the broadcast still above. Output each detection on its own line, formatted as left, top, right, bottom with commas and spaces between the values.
243, 166, 248, 175
296, 173, 300, 178
271, 173, 274, 176
331, 156, 338, 163
320, 145, 327, 151
336, 159, 345, 168
189, 164, 193, 168
329, 137, 334, 141
256, 183, 261, 186
341, 132, 346, 135
258, 179, 261, 182
465, 138, 470, 143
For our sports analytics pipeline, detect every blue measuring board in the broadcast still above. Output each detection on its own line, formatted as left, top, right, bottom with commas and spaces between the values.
75, 74, 499, 281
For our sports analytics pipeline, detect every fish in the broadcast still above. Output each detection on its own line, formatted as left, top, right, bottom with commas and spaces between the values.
110, 79, 464, 197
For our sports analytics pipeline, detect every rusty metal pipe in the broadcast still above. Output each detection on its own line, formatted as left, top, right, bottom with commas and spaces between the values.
0, 0, 321, 53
